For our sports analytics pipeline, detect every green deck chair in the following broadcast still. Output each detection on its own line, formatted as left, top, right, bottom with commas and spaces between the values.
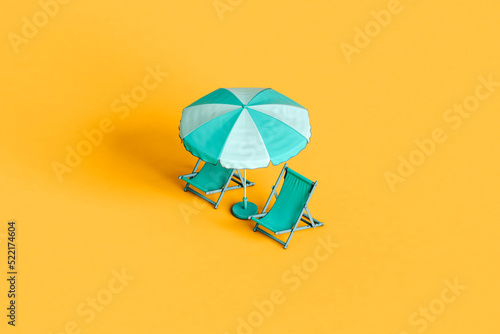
178, 159, 255, 209
249, 164, 324, 249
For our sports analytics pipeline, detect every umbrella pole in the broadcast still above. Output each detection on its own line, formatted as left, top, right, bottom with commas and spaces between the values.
231, 169, 257, 219
243, 169, 247, 209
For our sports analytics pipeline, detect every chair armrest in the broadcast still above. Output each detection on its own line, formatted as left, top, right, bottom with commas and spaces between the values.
178, 172, 198, 179
248, 213, 267, 220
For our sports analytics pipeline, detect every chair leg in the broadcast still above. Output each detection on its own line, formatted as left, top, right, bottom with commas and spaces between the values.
214, 187, 225, 209
282, 207, 307, 249
254, 225, 286, 247
213, 170, 235, 209
283, 231, 295, 249
214, 193, 223, 209
184, 183, 190, 192
253, 223, 259, 232
184, 187, 217, 207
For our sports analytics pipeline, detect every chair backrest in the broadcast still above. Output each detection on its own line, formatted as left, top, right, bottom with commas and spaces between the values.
194, 161, 233, 191
264, 168, 314, 226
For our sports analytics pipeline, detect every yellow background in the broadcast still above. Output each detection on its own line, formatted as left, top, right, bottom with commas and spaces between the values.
1, 0, 499, 333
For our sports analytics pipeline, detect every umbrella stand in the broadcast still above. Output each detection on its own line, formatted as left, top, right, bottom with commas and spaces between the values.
231, 169, 258, 219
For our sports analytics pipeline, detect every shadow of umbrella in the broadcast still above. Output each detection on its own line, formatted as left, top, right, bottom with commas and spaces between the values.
104, 112, 194, 192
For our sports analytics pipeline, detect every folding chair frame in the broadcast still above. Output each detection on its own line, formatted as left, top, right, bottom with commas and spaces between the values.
250, 163, 324, 249
178, 159, 255, 209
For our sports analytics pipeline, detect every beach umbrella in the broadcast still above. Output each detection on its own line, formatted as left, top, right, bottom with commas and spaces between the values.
179, 88, 311, 218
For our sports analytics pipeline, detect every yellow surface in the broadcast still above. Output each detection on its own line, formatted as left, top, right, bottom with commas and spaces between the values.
1, 0, 499, 333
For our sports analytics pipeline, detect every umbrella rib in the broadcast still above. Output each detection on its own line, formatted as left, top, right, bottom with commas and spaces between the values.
246, 107, 311, 143
223, 88, 270, 105
218, 108, 271, 168
180, 105, 243, 139
248, 103, 307, 109
246, 88, 271, 104
222, 88, 245, 105
216, 110, 245, 164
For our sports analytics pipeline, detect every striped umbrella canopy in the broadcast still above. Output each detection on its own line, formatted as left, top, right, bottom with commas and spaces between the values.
179, 87, 311, 218
179, 88, 311, 169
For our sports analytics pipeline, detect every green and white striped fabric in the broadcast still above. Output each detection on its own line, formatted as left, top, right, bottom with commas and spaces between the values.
179, 88, 311, 169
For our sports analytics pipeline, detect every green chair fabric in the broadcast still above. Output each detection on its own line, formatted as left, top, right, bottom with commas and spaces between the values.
250, 164, 324, 249
182, 161, 233, 193
179, 159, 254, 209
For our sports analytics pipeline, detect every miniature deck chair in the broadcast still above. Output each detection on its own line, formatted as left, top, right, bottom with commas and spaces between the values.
249, 164, 324, 249
178, 159, 255, 209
